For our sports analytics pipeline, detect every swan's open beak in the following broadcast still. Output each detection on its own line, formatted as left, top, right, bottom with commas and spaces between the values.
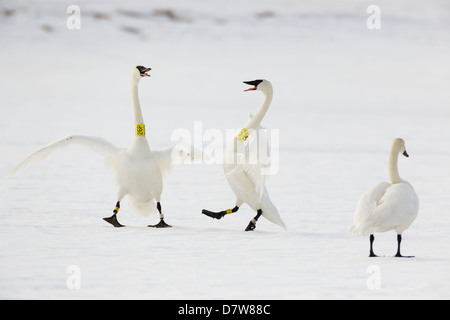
140, 68, 151, 77
137, 66, 151, 77
403, 150, 409, 157
243, 80, 262, 92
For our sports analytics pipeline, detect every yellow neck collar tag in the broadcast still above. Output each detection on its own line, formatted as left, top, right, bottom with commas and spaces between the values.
236, 128, 250, 143
136, 124, 146, 137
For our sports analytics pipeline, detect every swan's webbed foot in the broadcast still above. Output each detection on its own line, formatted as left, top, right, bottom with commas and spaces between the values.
245, 220, 256, 231
103, 213, 125, 228
148, 203, 172, 228
148, 219, 172, 228
245, 209, 262, 232
394, 235, 414, 258
202, 209, 225, 220
394, 253, 414, 258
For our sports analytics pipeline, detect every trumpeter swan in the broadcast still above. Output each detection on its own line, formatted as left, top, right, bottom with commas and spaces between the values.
350, 138, 419, 257
202, 79, 286, 231
11, 65, 191, 228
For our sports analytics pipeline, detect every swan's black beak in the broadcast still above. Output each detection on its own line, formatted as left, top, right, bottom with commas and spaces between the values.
137, 66, 151, 77
244, 80, 263, 92
403, 150, 409, 157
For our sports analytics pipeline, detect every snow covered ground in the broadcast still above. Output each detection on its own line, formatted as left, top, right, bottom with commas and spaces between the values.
1, 0, 450, 299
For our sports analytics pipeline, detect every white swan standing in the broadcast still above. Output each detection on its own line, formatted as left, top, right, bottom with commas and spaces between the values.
350, 138, 419, 257
202, 79, 286, 231
11, 65, 190, 228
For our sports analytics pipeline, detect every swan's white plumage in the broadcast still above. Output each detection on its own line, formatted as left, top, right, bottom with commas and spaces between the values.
114, 140, 162, 217
153, 142, 201, 177
223, 80, 286, 230
350, 138, 419, 237
224, 113, 270, 200
10, 66, 195, 221
10, 136, 193, 217
350, 182, 419, 236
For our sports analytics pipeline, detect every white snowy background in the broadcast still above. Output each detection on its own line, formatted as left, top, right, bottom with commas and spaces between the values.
1, 0, 450, 299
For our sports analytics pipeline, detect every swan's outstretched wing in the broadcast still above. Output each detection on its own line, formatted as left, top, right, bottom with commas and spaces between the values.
10, 135, 120, 175
152, 142, 205, 176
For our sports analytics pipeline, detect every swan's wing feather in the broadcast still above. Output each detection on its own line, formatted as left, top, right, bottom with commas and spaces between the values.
152, 146, 175, 177
350, 181, 391, 236
225, 158, 285, 229
152, 142, 205, 176
10, 135, 120, 175
244, 163, 267, 199
373, 182, 419, 233
237, 124, 272, 177
225, 154, 268, 201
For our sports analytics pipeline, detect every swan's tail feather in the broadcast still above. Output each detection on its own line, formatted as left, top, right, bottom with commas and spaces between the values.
260, 189, 286, 230
10, 135, 120, 176
127, 198, 158, 217
349, 224, 364, 236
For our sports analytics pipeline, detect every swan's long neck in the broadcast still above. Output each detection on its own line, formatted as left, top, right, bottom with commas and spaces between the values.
389, 147, 402, 184
244, 89, 273, 131
130, 77, 151, 153
131, 79, 145, 126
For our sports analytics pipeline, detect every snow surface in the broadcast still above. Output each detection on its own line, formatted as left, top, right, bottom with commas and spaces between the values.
1, 0, 450, 299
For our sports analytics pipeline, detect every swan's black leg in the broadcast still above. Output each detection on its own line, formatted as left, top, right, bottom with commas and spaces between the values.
103, 201, 125, 228
202, 206, 239, 220
148, 202, 172, 228
245, 209, 262, 231
369, 234, 378, 257
395, 234, 414, 258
